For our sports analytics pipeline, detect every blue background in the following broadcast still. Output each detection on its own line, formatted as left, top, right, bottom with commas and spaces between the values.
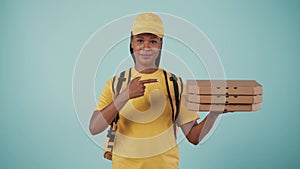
1, 0, 299, 168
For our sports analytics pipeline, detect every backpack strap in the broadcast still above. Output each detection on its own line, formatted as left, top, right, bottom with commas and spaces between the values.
127, 67, 132, 85
163, 70, 175, 122
170, 73, 180, 121
163, 70, 182, 139
111, 68, 132, 125
116, 71, 126, 95
171, 74, 183, 121
112, 68, 132, 95
104, 68, 131, 160
112, 70, 125, 125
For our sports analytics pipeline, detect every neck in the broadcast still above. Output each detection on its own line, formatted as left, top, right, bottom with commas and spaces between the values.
135, 66, 158, 74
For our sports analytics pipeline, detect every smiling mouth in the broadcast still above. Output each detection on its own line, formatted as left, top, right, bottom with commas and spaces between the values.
140, 54, 153, 58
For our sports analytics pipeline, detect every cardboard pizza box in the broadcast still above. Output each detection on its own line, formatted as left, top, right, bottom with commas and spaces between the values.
186, 80, 263, 95
185, 102, 261, 112
186, 94, 263, 104
182, 95, 261, 112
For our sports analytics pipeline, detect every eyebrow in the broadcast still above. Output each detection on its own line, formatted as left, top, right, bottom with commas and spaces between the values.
135, 35, 159, 39
135, 35, 144, 39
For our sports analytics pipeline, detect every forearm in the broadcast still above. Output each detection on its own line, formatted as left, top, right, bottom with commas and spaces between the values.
89, 76, 157, 135
187, 112, 221, 145
89, 91, 129, 135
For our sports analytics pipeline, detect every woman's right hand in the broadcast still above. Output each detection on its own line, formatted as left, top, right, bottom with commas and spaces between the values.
125, 76, 158, 99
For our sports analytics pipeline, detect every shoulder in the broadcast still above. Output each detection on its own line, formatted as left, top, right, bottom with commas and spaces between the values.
113, 68, 132, 79
162, 69, 183, 84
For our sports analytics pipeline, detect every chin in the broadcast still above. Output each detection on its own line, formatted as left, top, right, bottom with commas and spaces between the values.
138, 59, 155, 65
141, 64, 156, 68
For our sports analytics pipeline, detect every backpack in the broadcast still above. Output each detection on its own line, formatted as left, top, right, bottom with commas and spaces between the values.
103, 68, 183, 160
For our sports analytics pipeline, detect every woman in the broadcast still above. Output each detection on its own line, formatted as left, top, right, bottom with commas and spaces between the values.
89, 12, 221, 169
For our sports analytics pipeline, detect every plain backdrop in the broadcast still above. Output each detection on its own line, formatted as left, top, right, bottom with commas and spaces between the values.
1, 0, 299, 169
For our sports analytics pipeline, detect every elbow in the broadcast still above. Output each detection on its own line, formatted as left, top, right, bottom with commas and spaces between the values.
89, 122, 102, 135
192, 140, 200, 145
189, 139, 200, 145
186, 135, 200, 145
89, 121, 108, 135
89, 124, 98, 135
89, 110, 109, 135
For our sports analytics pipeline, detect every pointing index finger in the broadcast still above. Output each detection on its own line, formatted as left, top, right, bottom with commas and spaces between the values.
139, 79, 159, 84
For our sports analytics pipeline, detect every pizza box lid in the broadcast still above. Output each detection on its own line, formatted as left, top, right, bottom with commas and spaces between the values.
186, 80, 263, 95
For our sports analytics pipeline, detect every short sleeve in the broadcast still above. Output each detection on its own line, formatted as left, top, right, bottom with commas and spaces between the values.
176, 84, 200, 126
94, 78, 114, 111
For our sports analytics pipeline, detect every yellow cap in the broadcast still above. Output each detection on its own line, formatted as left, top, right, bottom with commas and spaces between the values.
131, 13, 164, 38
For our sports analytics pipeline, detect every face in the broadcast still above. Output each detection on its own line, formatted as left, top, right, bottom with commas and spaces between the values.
131, 33, 162, 70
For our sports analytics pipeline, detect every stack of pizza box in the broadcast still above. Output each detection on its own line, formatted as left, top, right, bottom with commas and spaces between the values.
184, 80, 263, 112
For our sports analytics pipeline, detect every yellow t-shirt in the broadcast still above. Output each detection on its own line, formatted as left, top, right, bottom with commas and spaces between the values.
95, 68, 199, 169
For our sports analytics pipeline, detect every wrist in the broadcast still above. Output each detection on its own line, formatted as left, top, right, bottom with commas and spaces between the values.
114, 91, 129, 110
209, 111, 222, 116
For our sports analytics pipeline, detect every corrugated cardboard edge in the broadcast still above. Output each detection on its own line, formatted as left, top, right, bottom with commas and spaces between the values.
186, 94, 263, 104
183, 95, 261, 112
185, 103, 261, 112
186, 80, 263, 95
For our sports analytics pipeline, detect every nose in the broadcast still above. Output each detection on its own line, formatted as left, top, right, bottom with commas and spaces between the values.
142, 41, 150, 50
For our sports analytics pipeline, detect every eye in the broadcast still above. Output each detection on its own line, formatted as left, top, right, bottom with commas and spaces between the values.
136, 39, 144, 43
150, 40, 158, 44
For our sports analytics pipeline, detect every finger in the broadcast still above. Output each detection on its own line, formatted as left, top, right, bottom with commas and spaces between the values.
140, 79, 158, 84
132, 76, 142, 82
